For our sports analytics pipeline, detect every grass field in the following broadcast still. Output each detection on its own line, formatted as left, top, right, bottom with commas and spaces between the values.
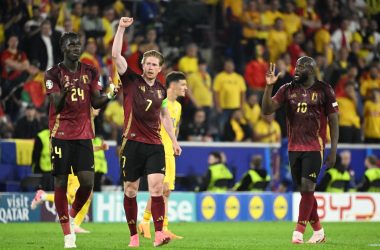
1, 222, 379, 249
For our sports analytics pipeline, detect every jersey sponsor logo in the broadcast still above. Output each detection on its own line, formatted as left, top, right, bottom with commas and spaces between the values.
45, 80, 53, 89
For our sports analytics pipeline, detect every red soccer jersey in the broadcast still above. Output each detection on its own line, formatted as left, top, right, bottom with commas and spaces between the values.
45, 62, 102, 140
0, 50, 28, 80
272, 80, 339, 151
120, 68, 166, 144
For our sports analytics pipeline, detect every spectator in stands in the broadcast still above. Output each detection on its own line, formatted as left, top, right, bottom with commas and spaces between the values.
243, 92, 261, 129
198, 151, 233, 192
282, 1, 302, 43
29, 19, 62, 71
146, 28, 159, 51
102, 5, 116, 49
80, 2, 105, 40
324, 47, 350, 89
186, 59, 212, 117
214, 59, 246, 133
178, 43, 199, 75
70, 2, 83, 33
360, 64, 380, 99
223, 109, 253, 142
331, 19, 352, 52
253, 113, 281, 143
267, 18, 288, 62
337, 81, 362, 143
233, 154, 270, 191
357, 155, 380, 192
13, 104, 41, 139
363, 88, 380, 143
0, 34, 30, 120
287, 31, 306, 67
314, 20, 333, 65
244, 44, 268, 93
297, 0, 321, 38
0, 114, 14, 138
317, 154, 351, 192
334, 65, 358, 98
24, 5, 44, 38
180, 109, 212, 142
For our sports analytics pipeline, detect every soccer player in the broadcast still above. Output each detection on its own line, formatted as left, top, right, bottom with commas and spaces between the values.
45, 32, 118, 248
262, 57, 339, 244
112, 17, 182, 247
138, 71, 187, 240
31, 109, 109, 234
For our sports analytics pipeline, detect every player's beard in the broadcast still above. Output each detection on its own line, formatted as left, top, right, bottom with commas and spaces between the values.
293, 74, 308, 85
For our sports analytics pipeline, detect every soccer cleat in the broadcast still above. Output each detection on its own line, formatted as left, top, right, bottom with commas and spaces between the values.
292, 231, 304, 244
138, 222, 151, 239
31, 189, 46, 210
74, 225, 90, 234
307, 229, 326, 244
64, 234, 77, 248
153, 231, 170, 247
164, 229, 183, 239
128, 234, 139, 247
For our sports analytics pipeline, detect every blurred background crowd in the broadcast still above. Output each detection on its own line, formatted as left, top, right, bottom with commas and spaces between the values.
1, 0, 380, 145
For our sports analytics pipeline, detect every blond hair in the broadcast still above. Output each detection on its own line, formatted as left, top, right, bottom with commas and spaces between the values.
141, 50, 164, 66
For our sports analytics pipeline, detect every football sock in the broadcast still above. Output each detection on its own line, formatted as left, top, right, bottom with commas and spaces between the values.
143, 210, 152, 223
151, 196, 165, 232
296, 191, 314, 234
54, 187, 70, 235
309, 196, 322, 231
45, 193, 54, 203
124, 195, 138, 236
74, 196, 92, 226
69, 186, 92, 218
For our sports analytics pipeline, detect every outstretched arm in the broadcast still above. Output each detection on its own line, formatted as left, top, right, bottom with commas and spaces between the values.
112, 17, 134, 75
262, 63, 282, 114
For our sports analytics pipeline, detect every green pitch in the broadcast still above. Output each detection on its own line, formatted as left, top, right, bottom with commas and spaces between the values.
1, 222, 379, 249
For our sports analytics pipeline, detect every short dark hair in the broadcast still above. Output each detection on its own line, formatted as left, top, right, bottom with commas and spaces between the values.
209, 151, 222, 163
166, 71, 186, 87
59, 32, 79, 49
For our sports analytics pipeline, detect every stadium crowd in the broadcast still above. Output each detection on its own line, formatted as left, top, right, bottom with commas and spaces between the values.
1, 0, 380, 144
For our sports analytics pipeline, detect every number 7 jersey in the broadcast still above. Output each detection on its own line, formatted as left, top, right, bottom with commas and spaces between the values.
272, 80, 339, 151
119, 68, 167, 145
45, 63, 102, 140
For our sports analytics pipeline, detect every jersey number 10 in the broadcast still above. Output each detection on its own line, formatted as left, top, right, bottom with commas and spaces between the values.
297, 102, 307, 113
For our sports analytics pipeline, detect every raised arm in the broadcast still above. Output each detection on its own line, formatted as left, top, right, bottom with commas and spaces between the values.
262, 63, 282, 114
112, 17, 134, 75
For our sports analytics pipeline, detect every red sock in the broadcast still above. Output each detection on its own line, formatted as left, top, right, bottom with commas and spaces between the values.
123, 195, 137, 236
54, 187, 70, 235
69, 186, 92, 218
309, 196, 322, 231
296, 192, 314, 234
151, 196, 165, 232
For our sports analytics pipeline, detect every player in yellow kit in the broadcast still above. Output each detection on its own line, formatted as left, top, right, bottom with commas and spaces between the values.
138, 71, 187, 240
